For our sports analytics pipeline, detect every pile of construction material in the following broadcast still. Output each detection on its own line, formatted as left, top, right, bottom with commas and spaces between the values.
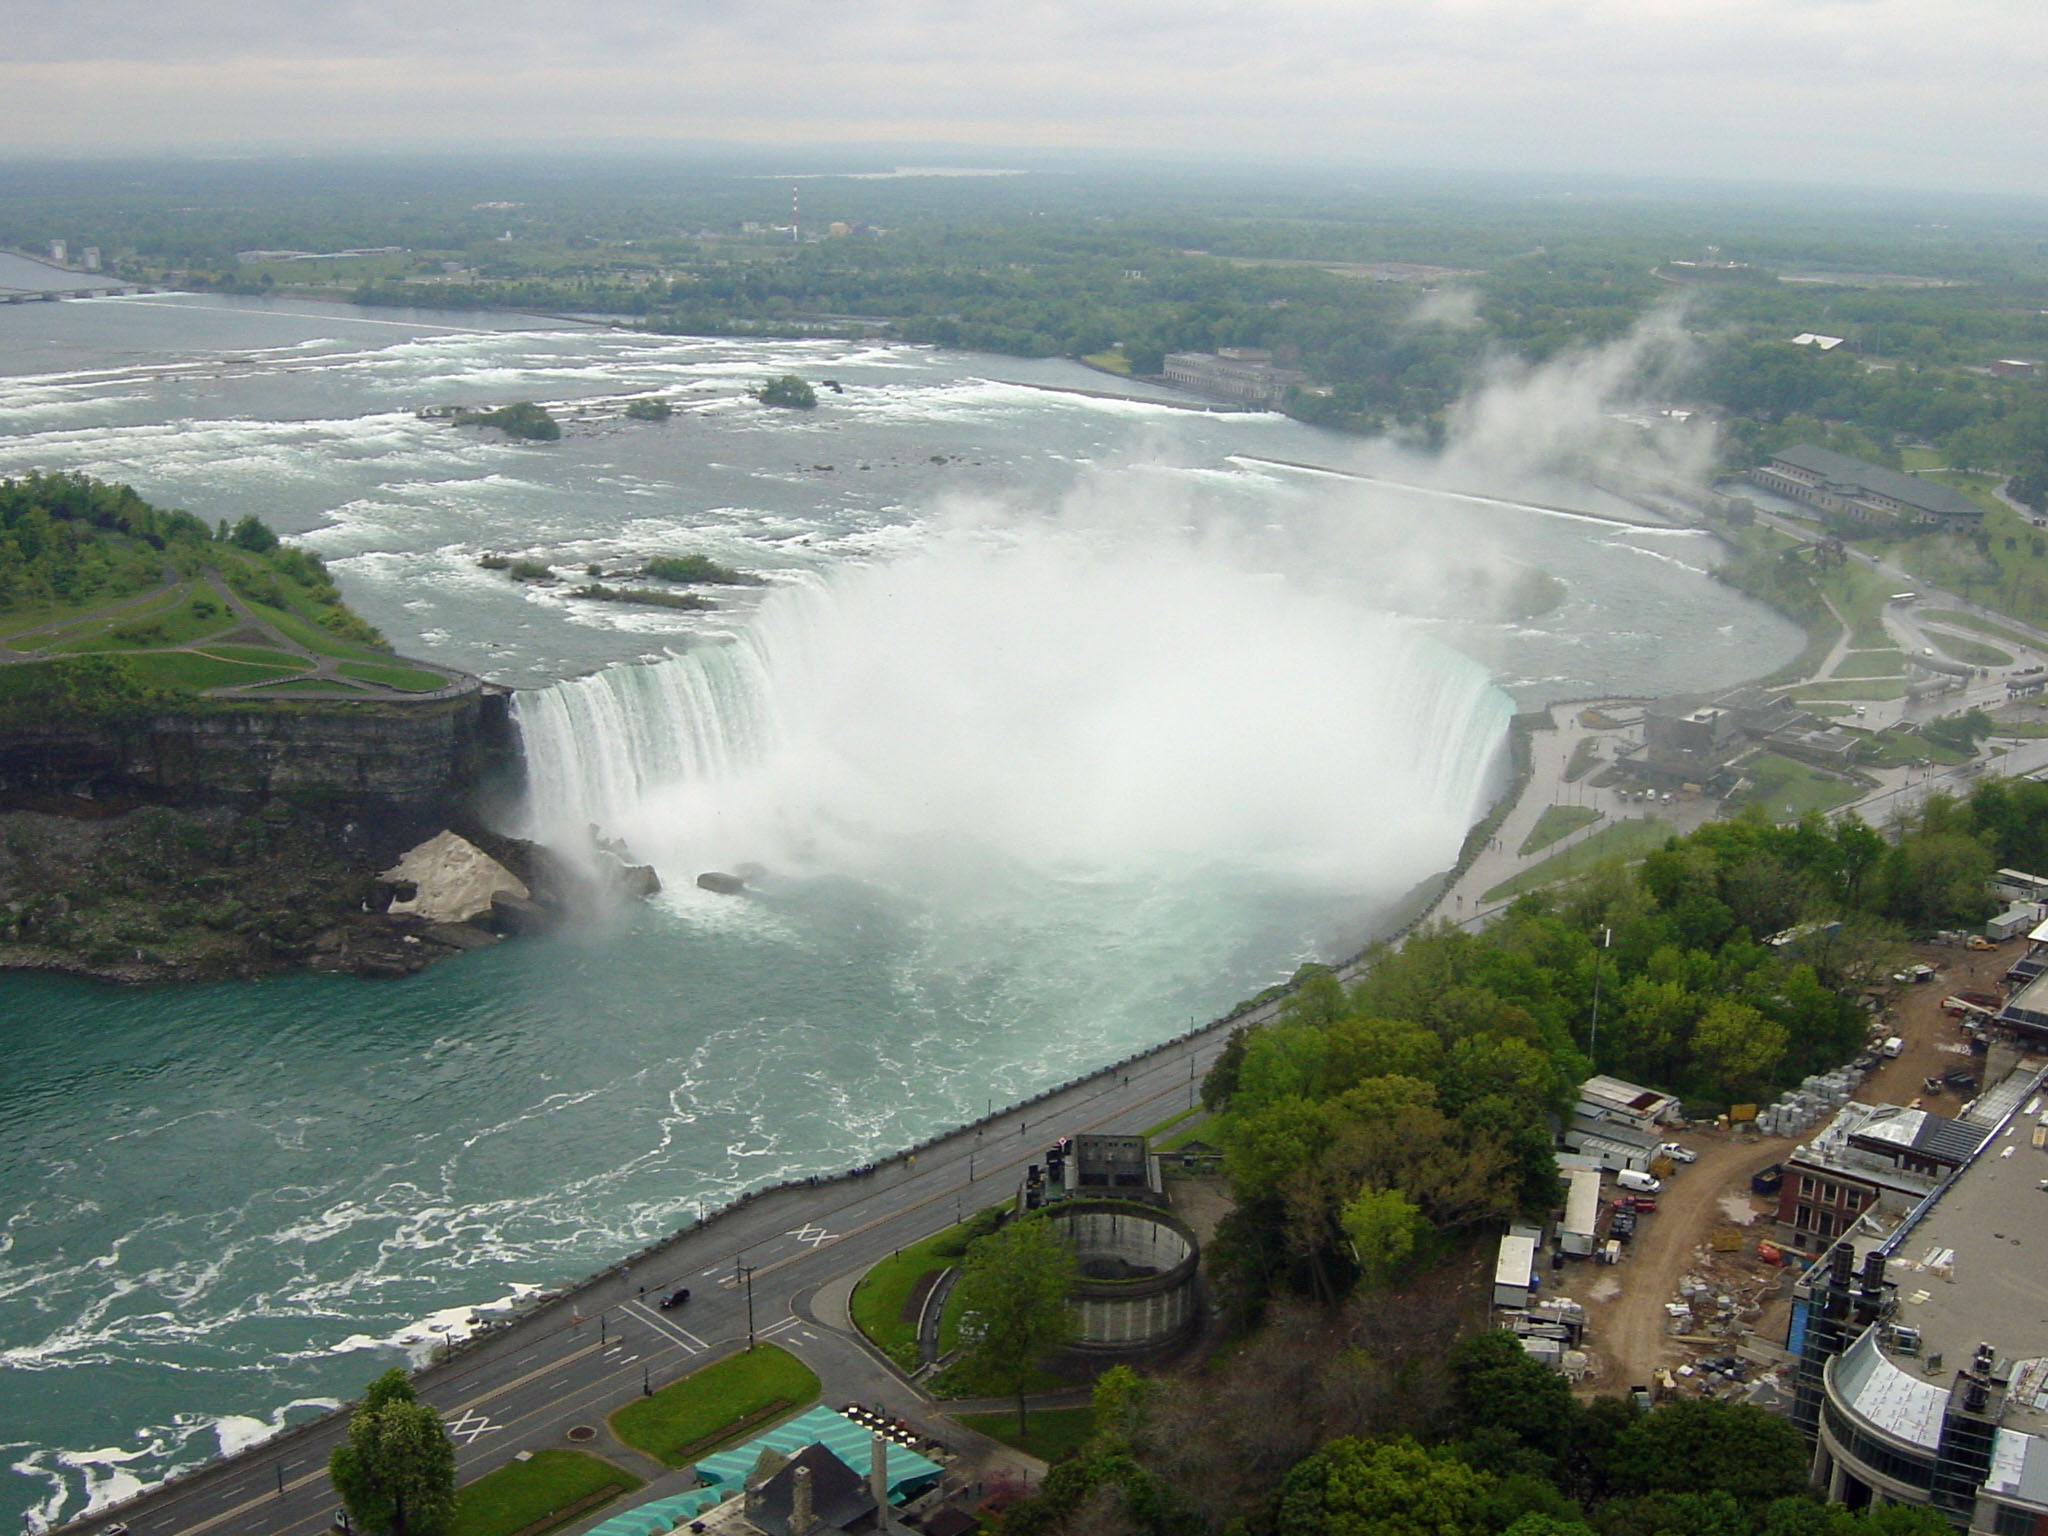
1754, 1067, 1862, 1137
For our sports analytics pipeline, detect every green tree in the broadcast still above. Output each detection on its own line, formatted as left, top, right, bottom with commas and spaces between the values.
1338, 1186, 1425, 1289
954, 1218, 1078, 1437
1606, 1399, 1807, 1504
328, 1368, 457, 1536
1277, 1435, 1491, 1536
226, 513, 279, 552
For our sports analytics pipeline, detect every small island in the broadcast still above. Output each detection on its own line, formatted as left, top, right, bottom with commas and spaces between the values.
451, 401, 562, 440
623, 396, 672, 421
753, 374, 818, 410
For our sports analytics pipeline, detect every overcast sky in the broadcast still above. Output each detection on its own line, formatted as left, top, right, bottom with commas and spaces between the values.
4, 0, 2042, 195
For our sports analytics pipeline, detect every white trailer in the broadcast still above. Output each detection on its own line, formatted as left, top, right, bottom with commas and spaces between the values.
1494, 1233, 1538, 1310
1559, 1167, 1604, 1257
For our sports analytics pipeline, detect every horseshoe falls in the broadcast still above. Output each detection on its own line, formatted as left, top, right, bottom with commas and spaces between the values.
513, 523, 1513, 908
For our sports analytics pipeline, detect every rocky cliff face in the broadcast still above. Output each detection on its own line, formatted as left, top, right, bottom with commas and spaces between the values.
0, 687, 522, 845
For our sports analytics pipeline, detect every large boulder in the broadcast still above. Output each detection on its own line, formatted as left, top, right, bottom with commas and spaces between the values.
380, 830, 529, 925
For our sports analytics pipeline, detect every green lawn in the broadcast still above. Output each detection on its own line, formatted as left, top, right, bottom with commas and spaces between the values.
1921, 608, 2037, 648
339, 660, 451, 692
1080, 349, 1131, 375
119, 652, 304, 690
1519, 804, 1600, 856
199, 644, 314, 671
1563, 736, 1600, 783
1482, 817, 1672, 902
1924, 631, 2012, 667
449, 1449, 639, 1536
242, 593, 391, 661
1723, 753, 1865, 819
852, 1220, 977, 1361
955, 1407, 1096, 1464
1817, 561, 1895, 648
609, 1345, 819, 1467
1140, 1106, 1200, 1139
1833, 649, 1905, 678
1792, 679, 1907, 702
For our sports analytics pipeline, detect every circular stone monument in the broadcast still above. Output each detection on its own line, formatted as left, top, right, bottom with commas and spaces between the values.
1049, 1200, 1200, 1353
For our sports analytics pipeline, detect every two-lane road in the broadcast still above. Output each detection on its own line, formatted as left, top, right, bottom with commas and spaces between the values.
57, 1010, 1259, 1536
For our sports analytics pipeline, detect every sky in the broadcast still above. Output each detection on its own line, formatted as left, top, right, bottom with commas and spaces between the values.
5, 0, 2044, 195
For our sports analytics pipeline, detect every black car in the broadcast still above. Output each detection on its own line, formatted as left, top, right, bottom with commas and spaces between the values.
659, 1288, 690, 1310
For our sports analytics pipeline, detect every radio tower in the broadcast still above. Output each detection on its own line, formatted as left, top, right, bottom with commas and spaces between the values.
791, 185, 799, 244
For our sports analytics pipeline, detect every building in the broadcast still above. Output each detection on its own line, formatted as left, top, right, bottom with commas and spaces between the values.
1752, 445, 1985, 534
1776, 1102, 1992, 1253
1494, 1231, 1539, 1309
1791, 333, 1849, 351
1559, 1166, 1606, 1257
48, 239, 65, 265
1577, 1074, 1681, 1133
1990, 360, 2040, 380
1161, 348, 1306, 408
1789, 1060, 2048, 1533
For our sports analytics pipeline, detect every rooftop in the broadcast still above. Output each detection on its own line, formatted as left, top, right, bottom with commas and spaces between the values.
1877, 1067, 2048, 1436
1768, 443, 1983, 522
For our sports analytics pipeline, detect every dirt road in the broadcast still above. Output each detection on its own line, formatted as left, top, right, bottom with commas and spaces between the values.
1565, 1131, 1792, 1391
1566, 936, 2021, 1392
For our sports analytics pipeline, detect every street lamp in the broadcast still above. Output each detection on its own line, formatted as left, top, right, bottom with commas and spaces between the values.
738, 1263, 756, 1351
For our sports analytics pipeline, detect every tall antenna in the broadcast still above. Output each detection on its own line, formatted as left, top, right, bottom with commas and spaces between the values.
791, 185, 799, 244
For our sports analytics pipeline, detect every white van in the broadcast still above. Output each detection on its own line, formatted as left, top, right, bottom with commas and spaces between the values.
1617, 1170, 1662, 1194
1882, 1036, 1905, 1058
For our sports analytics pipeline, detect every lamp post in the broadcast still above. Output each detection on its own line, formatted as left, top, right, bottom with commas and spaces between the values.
739, 1263, 756, 1350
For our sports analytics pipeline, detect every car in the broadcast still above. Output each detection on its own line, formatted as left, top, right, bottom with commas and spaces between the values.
659, 1288, 691, 1310
1656, 1141, 1697, 1164
1942, 1068, 1980, 1093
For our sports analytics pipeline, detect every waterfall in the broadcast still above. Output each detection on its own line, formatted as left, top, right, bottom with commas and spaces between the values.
512, 528, 1513, 896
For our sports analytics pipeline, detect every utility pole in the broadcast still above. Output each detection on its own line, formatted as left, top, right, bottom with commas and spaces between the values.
1588, 926, 1612, 1061
739, 1263, 757, 1350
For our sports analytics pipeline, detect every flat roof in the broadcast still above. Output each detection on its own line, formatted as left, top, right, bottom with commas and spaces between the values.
1879, 1067, 2048, 1436
1496, 1233, 1537, 1288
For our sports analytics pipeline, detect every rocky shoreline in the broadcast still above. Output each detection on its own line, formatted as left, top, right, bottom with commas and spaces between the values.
0, 800, 650, 986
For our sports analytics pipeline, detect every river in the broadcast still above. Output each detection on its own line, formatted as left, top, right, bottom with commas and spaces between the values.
0, 292, 1798, 1530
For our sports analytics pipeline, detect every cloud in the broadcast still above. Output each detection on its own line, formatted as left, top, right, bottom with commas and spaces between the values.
0, 0, 2042, 191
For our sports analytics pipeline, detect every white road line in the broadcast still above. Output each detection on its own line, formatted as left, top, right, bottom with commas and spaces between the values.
758, 1315, 801, 1338
626, 1298, 706, 1353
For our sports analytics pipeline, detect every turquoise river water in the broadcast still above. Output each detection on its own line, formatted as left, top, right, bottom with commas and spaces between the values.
0, 293, 1797, 1530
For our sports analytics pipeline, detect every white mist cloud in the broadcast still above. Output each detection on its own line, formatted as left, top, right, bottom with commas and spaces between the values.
1438, 307, 1713, 490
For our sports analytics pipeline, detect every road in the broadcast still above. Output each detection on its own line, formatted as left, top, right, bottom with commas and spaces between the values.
53, 1014, 1251, 1536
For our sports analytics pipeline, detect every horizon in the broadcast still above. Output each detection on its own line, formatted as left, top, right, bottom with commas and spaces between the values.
3, 0, 2042, 200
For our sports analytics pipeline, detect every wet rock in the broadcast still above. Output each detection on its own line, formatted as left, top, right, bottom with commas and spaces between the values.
696, 871, 745, 895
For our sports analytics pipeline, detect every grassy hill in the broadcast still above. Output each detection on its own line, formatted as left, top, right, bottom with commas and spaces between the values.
0, 473, 463, 721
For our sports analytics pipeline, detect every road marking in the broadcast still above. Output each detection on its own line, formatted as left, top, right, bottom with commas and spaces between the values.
785, 1221, 837, 1247
758, 1315, 801, 1339
443, 1408, 502, 1444
626, 1298, 707, 1353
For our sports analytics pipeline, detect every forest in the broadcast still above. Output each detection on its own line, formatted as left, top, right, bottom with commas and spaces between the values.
6, 156, 2045, 486
978, 775, 2048, 1536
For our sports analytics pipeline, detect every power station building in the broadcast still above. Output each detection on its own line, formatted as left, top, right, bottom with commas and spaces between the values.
1751, 445, 1985, 533
1161, 348, 1306, 408
1789, 1060, 2048, 1532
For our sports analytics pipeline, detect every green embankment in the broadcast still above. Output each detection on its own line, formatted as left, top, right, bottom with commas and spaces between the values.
1833, 649, 1905, 678
608, 1345, 819, 1467
1925, 631, 2013, 667
1723, 754, 1865, 819
851, 1218, 982, 1363
1519, 805, 1600, 856
449, 1449, 640, 1536
1482, 818, 1672, 902
1922, 608, 2037, 648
